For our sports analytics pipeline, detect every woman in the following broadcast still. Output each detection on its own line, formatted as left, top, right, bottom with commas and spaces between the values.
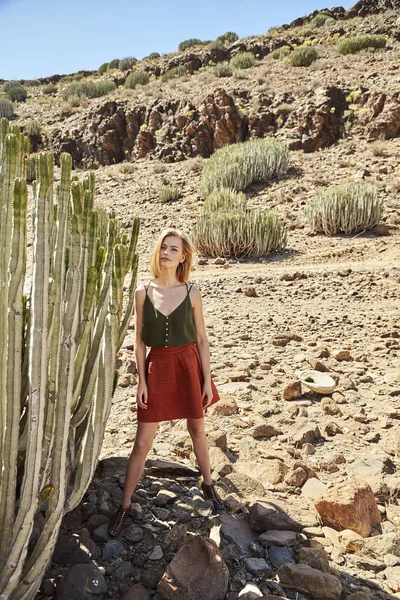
109, 228, 223, 536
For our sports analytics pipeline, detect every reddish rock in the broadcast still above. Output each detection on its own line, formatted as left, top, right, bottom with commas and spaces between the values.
158, 536, 228, 600
283, 381, 302, 400
314, 478, 381, 537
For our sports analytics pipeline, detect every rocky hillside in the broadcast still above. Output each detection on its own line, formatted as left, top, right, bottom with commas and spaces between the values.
7, 0, 400, 599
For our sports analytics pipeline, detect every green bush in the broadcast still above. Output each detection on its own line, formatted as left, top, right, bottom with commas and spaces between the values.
148, 52, 161, 60
311, 13, 334, 28
43, 83, 58, 95
98, 62, 109, 75
62, 79, 116, 101
208, 40, 226, 51
290, 46, 318, 66
125, 70, 150, 89
338, 34, 386, 55
3, 81, 21, 92
200, 138, 290, 197
0, 96, 14, 118
193, 191, 287, 257
24, 119, 41, 136
299, 28, 314, 38
161, 65, 187, 82
305, 183, 382, 235
107, 59, 120, 70
25, 79, 40, 87
159, 183, 181, 204
213, 62, 233, 77
178, 38, 204, 51
230, 52, 255, 69
119, 57, 138, 71
216, 31, 239, 44
6, 85, 28, 102
270, 46, 292, 60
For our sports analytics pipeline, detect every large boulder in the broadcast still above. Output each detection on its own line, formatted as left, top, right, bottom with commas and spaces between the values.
314, 478, 381, 537
157, 536, 229, 600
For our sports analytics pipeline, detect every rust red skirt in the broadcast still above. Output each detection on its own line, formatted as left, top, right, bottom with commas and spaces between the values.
137, 343, 220, 423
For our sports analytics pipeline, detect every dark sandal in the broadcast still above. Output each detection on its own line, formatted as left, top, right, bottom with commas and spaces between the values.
201, 481, 225, 513
108, 505, 130, 537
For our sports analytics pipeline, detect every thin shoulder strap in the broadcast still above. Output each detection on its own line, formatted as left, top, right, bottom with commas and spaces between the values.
186, 282, 193, 294
144, 280, 152, 295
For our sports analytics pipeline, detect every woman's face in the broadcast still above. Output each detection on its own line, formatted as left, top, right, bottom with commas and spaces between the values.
160, 235, 185, 270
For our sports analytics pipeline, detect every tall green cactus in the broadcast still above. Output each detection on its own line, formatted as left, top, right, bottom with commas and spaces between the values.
0, 118, 140, 600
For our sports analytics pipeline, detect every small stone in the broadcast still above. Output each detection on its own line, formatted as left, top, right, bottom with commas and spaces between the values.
124, 525, 144, 544
284, 467, 308, 487
242, 557, 273, 576
283, 381, 302, 400
337, 529, 365, 552
324, 422, 343, 436
297, 547, 330, 572
308, 359, 331, 372
123, 583, 150, 600
268, 545, 295, 568
248, 423, 281, 439
102, 539, 125, 561
290, 420, 321, 447
155, 489, 177, 507
258, 530, 298, 547
321, 398, 342, 416
149, 545, 163, 560
209, 396, 238, 416
332, 350, 352, 361
244, 287, 257, 297
213, 257, 226, 265
302, 443, 316, 455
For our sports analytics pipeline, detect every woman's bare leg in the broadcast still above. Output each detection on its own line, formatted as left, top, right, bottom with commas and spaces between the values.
121, 421, 159, 508
187, 417, 212, 485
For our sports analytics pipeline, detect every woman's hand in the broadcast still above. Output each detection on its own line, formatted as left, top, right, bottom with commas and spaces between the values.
202, 381, 213, 409
137, 381, 148, 410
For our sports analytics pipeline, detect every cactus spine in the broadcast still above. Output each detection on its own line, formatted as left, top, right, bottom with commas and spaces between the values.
0, 118, 140, 600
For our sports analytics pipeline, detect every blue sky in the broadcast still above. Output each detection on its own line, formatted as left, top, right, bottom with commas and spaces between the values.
0, 0, 355, 80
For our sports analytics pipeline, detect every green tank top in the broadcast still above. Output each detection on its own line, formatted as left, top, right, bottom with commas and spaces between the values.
141, 283, 197, 348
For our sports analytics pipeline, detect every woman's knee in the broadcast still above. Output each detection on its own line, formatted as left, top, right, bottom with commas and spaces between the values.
187, 425, 205, 440
133, 437, 153, 455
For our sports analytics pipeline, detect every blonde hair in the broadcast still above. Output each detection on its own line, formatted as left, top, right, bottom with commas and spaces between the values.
150, 228, 193, 283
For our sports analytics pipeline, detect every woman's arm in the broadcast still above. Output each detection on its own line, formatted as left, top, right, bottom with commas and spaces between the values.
134, 286, 148, 409
191, 287, 213, 407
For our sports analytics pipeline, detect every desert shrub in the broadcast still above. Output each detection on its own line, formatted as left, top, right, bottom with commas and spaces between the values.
338, 34, 386, 55
159, 183, 181, 204
119, 163, 137, 174
234, 69, 249, 80
25, 79, 40, 87
62, 79, 115, 101
107, 59, 120, 70
119, 57, 138, 71
5, 83, 27, 102
217, 31, 239, 44
43, 83, 58, 95
208, 40, 226, 51
311, 13, 334, 28
98, 62, 109, 75
230, 52, 255, 69
299, 28, 314, 38
148, 52, 161, 59
124, 70, 150, 88
193, 193, 287, 257
161, 66, 187, 82
200, 138, 290, 197
305, 183, 381, 235
24, 119, 41, 136
3, 81, 21, 92
0, 96, 14, 118
213, 62, 233, 77
270, 46, 292, 60
65, 94, 81, 107
179, 38, 204, 51
290, 46, 318, 66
